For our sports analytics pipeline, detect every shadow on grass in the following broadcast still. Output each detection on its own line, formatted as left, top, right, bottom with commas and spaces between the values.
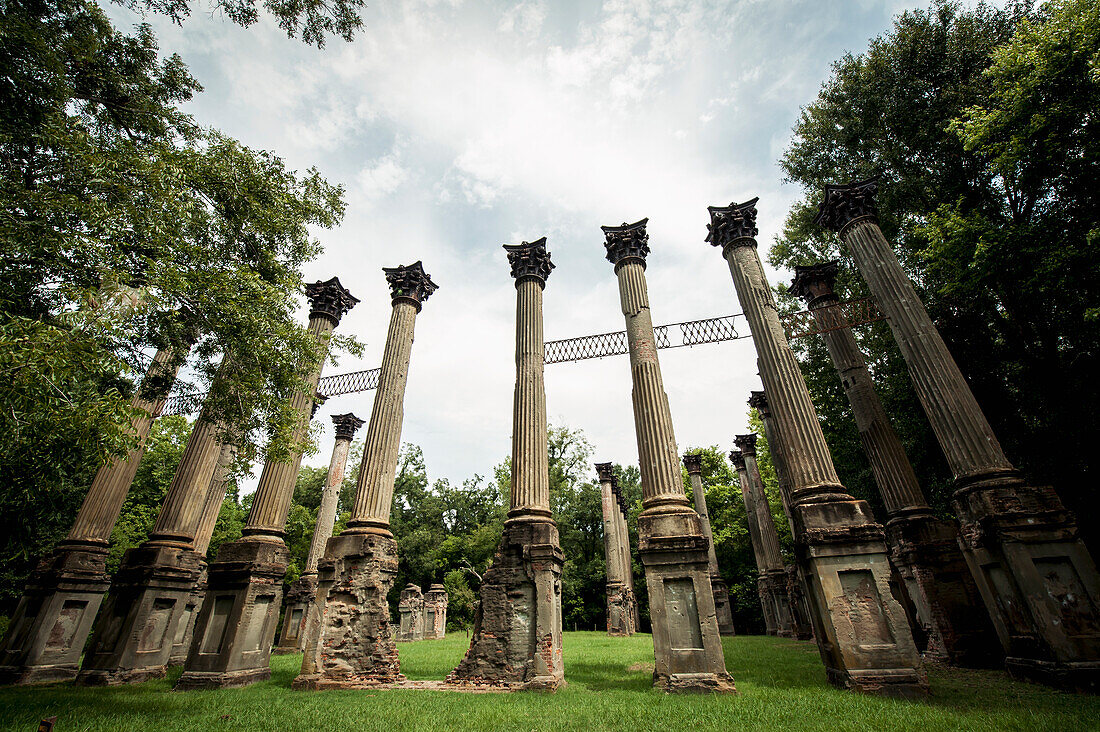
564, 660, 653, 692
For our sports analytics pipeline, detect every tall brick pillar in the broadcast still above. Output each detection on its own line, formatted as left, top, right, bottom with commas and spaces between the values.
747, 391, 814, 640
682, 453, 735, 636
293, 264, 434, 689
596, 463, 634, 636
274, 413, 363, 655
449, 238, 565, 690
0, 347, 185, 685
816, 179, 1100, 688
601, 219, 735, 693
790, 261, 998, 665
177, 277, 357, 690
708, 199, 925, 696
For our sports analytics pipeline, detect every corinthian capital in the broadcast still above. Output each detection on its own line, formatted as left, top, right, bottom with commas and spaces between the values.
728, 450, 746, 470
734, 433, 758, 456
813, 179, 879, 234
706, 198, 759, 252
504, 237, 554, 287
306, 277, 360, 326
789, 261, 840, 304
682, 452, 703, 475
748, 390, 770, 418
602, 219, 650, 270
594, 462, 615, 483
332, 412, 365, 440
383, 261, 439, 311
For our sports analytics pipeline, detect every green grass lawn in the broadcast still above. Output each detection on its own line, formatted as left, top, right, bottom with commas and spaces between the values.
1, 633, 1097, 731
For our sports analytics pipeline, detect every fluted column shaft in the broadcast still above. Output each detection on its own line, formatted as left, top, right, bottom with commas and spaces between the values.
616, 262, 693, 515
599, 478, 625, 586
348, 301, 419, 533
734, 462, 768, 573
842, 220, 1011, 479
193, 444, 236, 556
245, 315, 334, 539
806, 289, 930, 515
616, 504, 633, 589
66, 348, 182, 546
304, 435, 352, 573
686, 470, 720, 576
723, 245, 847, 504
743, 453, 784, 571
509, 278, 551, 519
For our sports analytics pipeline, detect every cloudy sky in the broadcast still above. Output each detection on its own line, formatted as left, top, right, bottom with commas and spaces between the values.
109, 0, 932, 489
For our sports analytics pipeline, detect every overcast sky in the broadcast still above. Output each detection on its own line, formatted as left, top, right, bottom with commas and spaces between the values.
108, 0, 934, 490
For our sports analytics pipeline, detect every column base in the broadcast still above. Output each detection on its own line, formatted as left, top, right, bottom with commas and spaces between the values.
953, 470, 1100, 686
1005, 657, 1100, 693
175, 538, 287, 691
424, 585, 449, 640
273, 574, 316, 655
638, 510, 735, 694
886, 513, 1001, 667
758, 569, 795, 638
168, 565, 207, 666
606, 581, 634, 637
712, 577, 736, 636
76, 545, 203, 686
447, 520, 565, 690
293, 532, 401, 689
0, 546, 110, 686
792, 498, 928, 697
785, 565, 815, 641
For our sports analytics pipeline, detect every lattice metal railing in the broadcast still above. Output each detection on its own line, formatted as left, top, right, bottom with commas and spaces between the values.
544, 315, 742, 364
780, 297, 885, 340
317, 367, 381, 397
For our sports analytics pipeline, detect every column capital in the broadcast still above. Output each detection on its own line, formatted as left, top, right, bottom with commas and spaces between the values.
504, 237, 554, 288
789, 261, 840, 306
706, 198, 759, 253
306, 276, 360, 326
682, 452, 703, 475
748, 390, 770, 419
383, 261, 439, 312
813, 178, 879, 235
734, 433, 758, 456
332, 412, 365, 440
728, 450, 746, 470
311, 394, 328, 418
602, 218, 650, 271
594, 462, 615, 483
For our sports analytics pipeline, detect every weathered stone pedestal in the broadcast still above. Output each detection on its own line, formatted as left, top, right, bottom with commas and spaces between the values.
596, 462, 635, 637
611, 479, 640, 632
0, 547, 112, 685
425, 584, 449, 639
168, 566, 207, 666
449, 520, 565, 689
398, 584, 425, 642
709, 199, 924, 697
273, 574, 316, 655
76, 545, 204, 685
785, 565, 815, 641
294, 533, 402, 688
175, 539, 288, 689
817, 180, 1100, 690
604, 220, 735, 694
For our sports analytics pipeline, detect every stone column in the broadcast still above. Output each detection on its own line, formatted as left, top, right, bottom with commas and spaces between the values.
747, 391, 813, 640
682, 453, 735, 636
294, 264, 434, 690
729, 449, 776, 635
596, 463, 632, 636
735, 437, 796, 639
449, 239, 565, 690
611, 477, 640, 631
601, 219, 735, 694
274, 413, 363, 655
708, 199, 924, 696
816, 180, 1100, 688
424, 584, 449, 640
790, 261, 998, 665
0, 348, 185, 685
177, 277, 358, 691
397, 585, 425, 642
76, 355, 235, 686
169, 442, 237, 666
